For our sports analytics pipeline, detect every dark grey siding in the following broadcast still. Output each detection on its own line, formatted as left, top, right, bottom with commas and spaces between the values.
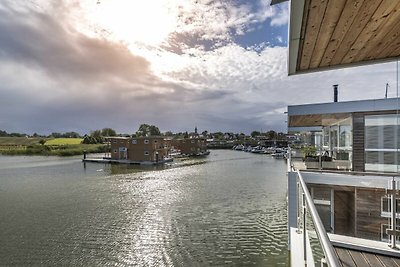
352, 114, 365, 172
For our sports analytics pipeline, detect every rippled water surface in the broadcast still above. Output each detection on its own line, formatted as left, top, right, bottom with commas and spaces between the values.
0, 150, 288, 266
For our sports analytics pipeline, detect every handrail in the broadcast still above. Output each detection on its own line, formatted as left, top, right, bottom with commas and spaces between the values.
297, 170, 341, 267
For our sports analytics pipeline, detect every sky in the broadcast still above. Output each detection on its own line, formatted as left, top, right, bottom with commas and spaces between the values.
0, 0, 399, 135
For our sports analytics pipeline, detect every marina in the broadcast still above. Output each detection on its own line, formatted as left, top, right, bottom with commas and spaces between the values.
0, 150, 289, 266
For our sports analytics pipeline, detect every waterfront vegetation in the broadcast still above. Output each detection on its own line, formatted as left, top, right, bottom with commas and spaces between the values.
44, 138, 83, 145
0, 124, 291, 156
0, 137, 107, 156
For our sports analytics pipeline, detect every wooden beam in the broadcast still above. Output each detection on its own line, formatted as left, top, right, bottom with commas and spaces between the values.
299, 0, 329, 70
296, 0, 310, 71
353, 1, 400, 62
309, 0, 347, 69
341, 0, 398, 64
320, 0, 365, 67
376, 28, 400, 59
330, 0, 383, 66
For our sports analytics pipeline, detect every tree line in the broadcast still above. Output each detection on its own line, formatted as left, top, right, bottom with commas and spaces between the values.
0, 124, 288, 144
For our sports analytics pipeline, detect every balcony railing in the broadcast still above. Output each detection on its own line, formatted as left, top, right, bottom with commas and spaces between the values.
294, 169, 341, 267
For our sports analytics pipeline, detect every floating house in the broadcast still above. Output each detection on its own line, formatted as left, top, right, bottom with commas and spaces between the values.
277, 0, 400, 265
170, 137, 209, 156
108, 136, 171, 164
288, 97, 400, 173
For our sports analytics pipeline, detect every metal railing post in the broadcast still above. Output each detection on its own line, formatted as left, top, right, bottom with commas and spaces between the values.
297, 170, 340, 267
303, 192, 307, 266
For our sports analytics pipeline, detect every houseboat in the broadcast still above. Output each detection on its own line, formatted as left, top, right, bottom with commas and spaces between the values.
84, 136, 172, 165
276, 0, 400, 265
170, 137, 209, 157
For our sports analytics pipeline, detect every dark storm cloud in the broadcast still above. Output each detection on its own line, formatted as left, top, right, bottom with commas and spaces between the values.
0, 3, 151, 83
0, 2, 187, 134
0, 1, 390, 136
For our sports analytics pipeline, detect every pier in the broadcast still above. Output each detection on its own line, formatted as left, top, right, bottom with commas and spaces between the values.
82, 157, 173, 165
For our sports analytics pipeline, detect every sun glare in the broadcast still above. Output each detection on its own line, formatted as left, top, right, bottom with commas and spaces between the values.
85, 0, 178, 46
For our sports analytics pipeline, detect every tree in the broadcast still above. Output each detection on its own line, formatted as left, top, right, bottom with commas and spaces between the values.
213, 132, 224, 140
163, 131, 173, 136
63, 132, 80, 138
49, 132, 62, 138
101, 128, 117, 137
266, 130, 277, 140
82, 135, 96, 144
277, 132, 287, 140
38, 139, 46, 145
136, 124, 161, 137
251, 131, 261, 138
90, 130, 103, 143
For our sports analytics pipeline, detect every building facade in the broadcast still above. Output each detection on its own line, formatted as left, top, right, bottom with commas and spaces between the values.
288, 98, 400, 173
110, 136, 170, 163
170, 138, 208, 156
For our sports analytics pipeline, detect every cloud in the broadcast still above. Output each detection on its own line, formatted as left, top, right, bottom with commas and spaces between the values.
270, 4, 289, 26
0, 3, 153, 84
0, 0, 397, 135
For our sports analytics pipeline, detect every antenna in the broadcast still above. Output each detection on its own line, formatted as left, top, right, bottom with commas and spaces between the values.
385, 83, 389, 99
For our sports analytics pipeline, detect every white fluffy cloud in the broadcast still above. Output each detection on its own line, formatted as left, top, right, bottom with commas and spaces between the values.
0, 0, 397, 135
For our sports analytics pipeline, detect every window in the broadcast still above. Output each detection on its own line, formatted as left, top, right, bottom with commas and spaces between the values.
144, 151, 149, 155
381, 223, 400, 241
365, 114, 400, 172
132, 140, 137, 144
144, 139, 149, 144
154, 140, 158, 143
113, 140, 117, 143
381, 196, 400, 218
191, 140, 195, 143
113, 149, 117, 153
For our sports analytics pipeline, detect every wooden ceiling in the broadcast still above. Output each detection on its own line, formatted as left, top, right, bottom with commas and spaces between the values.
290, 0, 400, 74
289, 113, 351, 127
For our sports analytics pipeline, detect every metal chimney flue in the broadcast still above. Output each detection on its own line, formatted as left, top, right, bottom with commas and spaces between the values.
333, 84, 338, 102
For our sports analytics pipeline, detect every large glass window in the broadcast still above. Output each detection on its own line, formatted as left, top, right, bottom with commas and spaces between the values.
323, 118, 352, 161
339, 125, 351, 149
365, 114, 400, 172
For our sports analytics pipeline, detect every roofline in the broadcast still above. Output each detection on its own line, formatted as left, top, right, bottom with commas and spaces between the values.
288, 0, 304, 75
302, 171, 396, 189
288, 97, 400, 116
270, 0, 289, 6
287, 1, 400, 75
288, 126, 322, 133
289, 57, 400, 76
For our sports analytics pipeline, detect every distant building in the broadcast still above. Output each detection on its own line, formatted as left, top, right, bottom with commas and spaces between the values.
170, 137, 208, 156
109, 136, 170, 163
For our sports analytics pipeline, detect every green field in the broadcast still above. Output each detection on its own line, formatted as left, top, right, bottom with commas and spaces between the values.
45, 138, 83, 145
0, 137, 46, 146
0, 137, 106, 156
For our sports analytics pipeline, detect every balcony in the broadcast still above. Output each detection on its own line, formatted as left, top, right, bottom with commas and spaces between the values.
287, 162, 400, 266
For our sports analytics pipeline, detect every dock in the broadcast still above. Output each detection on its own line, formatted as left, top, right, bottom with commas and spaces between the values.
82, 157, 173, 165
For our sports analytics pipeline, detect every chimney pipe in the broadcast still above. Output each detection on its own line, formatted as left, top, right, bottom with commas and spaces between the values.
333, 84, 338, 102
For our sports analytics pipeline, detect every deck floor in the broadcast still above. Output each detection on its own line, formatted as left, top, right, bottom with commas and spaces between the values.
335, 247, 400, 267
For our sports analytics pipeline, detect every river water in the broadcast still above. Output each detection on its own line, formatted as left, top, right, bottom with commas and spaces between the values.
0, 150, 288, 266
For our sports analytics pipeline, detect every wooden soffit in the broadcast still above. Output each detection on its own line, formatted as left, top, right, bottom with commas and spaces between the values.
289, 0, 400, 75
288, 113, 350, 127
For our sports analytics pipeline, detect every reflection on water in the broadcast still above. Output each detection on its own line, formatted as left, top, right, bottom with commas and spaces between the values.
0, 150, 288, 266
